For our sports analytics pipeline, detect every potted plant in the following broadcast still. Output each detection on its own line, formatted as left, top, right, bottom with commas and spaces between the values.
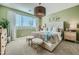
0, 18, 10, 43
0, 18, 9, 29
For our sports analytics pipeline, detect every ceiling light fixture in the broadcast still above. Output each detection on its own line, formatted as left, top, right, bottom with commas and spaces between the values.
34, 3, 46, 19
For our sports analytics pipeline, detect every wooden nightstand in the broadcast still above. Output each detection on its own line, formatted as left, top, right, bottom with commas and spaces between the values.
64, 31, 76, 41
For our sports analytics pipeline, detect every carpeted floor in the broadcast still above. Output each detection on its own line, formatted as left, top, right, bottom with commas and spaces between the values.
5, 37, 79, 55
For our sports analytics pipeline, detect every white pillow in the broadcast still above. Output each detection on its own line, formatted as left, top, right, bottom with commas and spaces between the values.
52, 27, 57, 32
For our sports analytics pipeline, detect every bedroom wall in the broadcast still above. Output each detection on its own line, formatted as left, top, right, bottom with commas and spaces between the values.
42, 5, 79, 28
0, 5, 37, 39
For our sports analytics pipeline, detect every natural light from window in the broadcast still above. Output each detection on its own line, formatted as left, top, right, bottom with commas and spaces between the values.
15, 14, 36, 28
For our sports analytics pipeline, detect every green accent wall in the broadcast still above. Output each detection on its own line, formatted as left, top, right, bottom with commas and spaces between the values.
0, 5, 35, 18
42, 5, 79, 24
0, 6, 8, 19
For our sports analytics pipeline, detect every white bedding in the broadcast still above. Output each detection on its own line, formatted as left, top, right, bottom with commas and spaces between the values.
32, 31, 62, 40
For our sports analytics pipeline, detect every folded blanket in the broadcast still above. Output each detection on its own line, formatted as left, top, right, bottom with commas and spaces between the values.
44, 31, 52, 41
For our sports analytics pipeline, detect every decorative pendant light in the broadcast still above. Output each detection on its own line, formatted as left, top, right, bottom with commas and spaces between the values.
34, 3, 46, 18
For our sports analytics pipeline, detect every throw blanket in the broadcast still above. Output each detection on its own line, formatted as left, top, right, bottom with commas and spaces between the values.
44, 31, 52, 41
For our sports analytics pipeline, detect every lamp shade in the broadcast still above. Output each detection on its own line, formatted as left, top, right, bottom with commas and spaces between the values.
34, 6, 46, 18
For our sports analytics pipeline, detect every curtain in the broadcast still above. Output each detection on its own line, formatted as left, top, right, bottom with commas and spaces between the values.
7, 11, 16, 41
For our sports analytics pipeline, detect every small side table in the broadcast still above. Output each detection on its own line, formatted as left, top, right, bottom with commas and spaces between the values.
26, 36, 34, 46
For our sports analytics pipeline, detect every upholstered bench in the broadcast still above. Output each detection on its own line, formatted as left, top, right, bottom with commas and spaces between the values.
40, 41, 60, 52
31, 38, 43, 49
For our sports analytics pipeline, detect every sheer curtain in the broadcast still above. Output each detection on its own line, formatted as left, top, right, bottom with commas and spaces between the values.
7, 11, 16, 41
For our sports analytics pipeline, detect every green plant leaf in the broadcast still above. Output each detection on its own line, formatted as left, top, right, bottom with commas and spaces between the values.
0, 18, 9, 29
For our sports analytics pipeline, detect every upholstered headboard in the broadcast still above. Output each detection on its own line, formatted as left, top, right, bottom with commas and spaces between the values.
46, 21, 64, 32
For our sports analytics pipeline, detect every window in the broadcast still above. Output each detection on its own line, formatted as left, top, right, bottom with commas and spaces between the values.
16, 14, 22, 27
16, 14, 36, 27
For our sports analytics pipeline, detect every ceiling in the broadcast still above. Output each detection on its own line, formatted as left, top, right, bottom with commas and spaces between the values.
0, 3, 79, 16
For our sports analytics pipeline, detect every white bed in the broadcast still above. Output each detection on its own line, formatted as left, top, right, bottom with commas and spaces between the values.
31, 21, 63, 51
31, 31, 62, 52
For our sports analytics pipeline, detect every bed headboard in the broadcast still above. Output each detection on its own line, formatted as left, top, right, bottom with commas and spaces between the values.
46, 21, 64, 32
